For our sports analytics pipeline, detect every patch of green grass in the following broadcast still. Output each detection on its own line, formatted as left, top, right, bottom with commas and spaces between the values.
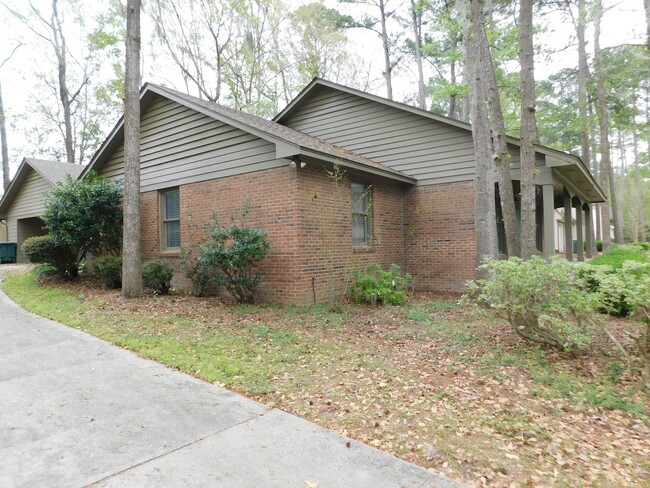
421, 300, 456, 312
285, 303, 348, 329
1, 272, 95, 326
406, 306, 430, 323
589, 246, 648, 268
1, 272, 309, 397
250, 325, 300, 344
531, 369, 645, 414
423, 320, 474, 347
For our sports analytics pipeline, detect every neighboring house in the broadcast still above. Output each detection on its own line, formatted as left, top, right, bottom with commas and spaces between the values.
80, 80, 605, 303
0, 158, 84, 263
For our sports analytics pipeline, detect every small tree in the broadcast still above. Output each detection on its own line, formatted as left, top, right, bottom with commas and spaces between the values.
188, 212, 270, 303
42, 172, 123, 271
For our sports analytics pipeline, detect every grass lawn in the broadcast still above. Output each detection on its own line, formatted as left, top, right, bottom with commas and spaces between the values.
2, 270, 649, 487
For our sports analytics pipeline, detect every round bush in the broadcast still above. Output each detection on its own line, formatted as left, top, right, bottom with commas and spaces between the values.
22, 235, 78, 278
93, 255, 122, 288
142, 259, 174, 294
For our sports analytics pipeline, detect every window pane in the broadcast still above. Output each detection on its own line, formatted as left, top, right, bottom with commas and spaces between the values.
166, 220, 181, 248
351, 182, 370, 246
352, 215, 367, 245
164, 190, 180, 220
351, 183, 366, 214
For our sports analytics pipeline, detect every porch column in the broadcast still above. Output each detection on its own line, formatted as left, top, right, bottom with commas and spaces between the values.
584, 204, 593, 259
564, 188, 573, 261
542, 184, 555, 258
575, 197, 584, 262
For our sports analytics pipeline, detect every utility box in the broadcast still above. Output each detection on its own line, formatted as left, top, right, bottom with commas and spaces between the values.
0, 242, 17, 264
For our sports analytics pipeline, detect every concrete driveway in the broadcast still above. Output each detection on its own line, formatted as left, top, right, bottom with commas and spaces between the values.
0, 266, 468, 487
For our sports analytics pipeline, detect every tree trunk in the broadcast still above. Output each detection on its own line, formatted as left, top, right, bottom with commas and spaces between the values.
461, 61, 470, 120
448, 59, 457, 118
462, 0, 498, 276
633, 125, 646, 242
476, 2, 520, 258
645, 0, 650, 50
379, 0, 393, 100
0, 78, 9, 191
448, 34, 460, 118
576, 0, 598, 254
594, 0, 622, 248
122, 0, 143, 298
519, 0, 537, 259
617, 129, 626, 240
410, 0, 425, 110
50, 0, 75, 164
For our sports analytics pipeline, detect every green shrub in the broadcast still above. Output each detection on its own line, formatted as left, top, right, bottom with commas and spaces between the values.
596, 240, 603, 252
584, 246, 649, 315
464, 257, 596, 351
186, 213, 271, 303
181, 250, 213, 296
350, 262, 411, 306
32, 264, 59, 279
42, 172, 123, 273
93, 255, 122, 288
632, 242, 650, 251
142, 259, 174, 294
585, 261, 650, 391
22, 235, 78, 279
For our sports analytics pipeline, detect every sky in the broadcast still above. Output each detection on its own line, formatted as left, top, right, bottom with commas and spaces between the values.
0, 0, 647, 180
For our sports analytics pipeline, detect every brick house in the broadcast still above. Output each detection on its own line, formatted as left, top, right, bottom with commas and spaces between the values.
0, 158, 84, 263
80, 80, 605, 303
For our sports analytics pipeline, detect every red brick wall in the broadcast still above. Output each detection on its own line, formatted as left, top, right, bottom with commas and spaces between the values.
295, 164, 406, 303
404, 182, 477, 291
139, 167, 477, 302
140, 166, 303, 303
139, 165, 408, 303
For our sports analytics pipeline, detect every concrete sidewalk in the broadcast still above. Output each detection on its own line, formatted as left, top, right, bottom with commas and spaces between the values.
0, 267, 468, 487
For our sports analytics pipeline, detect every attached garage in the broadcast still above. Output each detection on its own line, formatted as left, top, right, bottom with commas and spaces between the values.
0, 158, 84, 263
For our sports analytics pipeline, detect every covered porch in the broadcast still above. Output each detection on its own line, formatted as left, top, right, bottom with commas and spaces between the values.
502, 146, 607, 261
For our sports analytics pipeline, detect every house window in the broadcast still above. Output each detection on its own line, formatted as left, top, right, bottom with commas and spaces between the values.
161, 188, 180, 251
351, 182, 371, 246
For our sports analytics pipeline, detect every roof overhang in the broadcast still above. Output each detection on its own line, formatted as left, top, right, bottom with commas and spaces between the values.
537, 147, 606, 203
299, 149, 416, 184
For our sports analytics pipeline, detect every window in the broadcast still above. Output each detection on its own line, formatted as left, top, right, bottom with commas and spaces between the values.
161, 188, 180, 251
351, 182, 371, 246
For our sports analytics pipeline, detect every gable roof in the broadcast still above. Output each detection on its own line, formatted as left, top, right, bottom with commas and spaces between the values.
0, 158, 84, 218
81, 83, 415, 184
275, 78, 606, 203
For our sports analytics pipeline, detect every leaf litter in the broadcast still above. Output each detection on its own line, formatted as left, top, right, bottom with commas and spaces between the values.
54, 280, 650, 486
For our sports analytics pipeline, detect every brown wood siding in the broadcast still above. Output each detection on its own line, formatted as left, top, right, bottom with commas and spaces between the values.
281, 87, 477, 186
99, 96, 287, 192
